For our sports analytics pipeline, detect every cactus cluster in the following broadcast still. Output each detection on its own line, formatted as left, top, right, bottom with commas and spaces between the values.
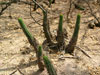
18, 10, 81, 74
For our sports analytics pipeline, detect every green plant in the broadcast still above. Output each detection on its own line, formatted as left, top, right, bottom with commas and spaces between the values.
18, 18, 45, 70
18, 18, 39, 52
37, 45, 44, 71
58, 15, 63, 32
65, 14, 81, 54
43, 56, 57, 75
56, 15, 65, 48
42, 11, 53, 44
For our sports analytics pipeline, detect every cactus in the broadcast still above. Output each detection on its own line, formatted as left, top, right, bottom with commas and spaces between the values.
38, 46, 42, 57
43, 56, 57, 75
42, 11, 53, 44
58, 15, 63, 32
37, 45, 44, 71
18, 18, 44, 70
65, 14, 81, 54
56, 15, 65, 49
18, 18, 39, 52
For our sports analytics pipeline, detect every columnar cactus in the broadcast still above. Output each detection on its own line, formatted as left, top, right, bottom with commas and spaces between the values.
58, 14, 63, 32
43, 56, 57, 75
37, 45, 44, 71
65, 14, 81, 54
18, 18, 45, 70
56, 15, 65, 49
18, 18, 39, 53
43, 11, 53, 44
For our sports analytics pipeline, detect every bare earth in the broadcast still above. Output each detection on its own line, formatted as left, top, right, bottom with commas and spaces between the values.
0, 0, 100, 75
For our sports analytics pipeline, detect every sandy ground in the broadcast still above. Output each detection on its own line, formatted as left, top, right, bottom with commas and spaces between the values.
0, 0, 100, 75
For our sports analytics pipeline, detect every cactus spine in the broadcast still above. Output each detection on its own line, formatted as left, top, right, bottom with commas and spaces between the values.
65, 14, 81, 54
43, 56, 57, 75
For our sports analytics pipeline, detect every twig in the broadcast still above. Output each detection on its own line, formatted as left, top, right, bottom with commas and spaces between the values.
75, 46, 91, 58
85, 0, 99, 23
66, 0, 73, 22
0, 1, 14, 16
32, 0, 46, 12
10, 69, 17, 75
17, 68, 24, 75
10, 68, 24, 75
30, 3, 42, 26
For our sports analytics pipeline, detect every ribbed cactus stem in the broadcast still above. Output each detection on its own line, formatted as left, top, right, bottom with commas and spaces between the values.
72, 14, 80, 38
65, 14, 81, 54
58, 15, 63, 32
18, 18, 33, 41
43, 10, 53, 44
37, 45, 44, 71
18, 18, 39, 53
38, 45, 42, 58
43, 56, 57, 75
56, 14, 65, 45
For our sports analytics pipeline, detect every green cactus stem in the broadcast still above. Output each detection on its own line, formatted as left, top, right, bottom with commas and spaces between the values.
42, 11, 53, 44
18, 18, 39, 53
43, 56, 57, 75
37, 45, 44, 71
38, 46, 42, 57
56, 15, 65, 49
58, 15, 63, 32
65, 14, 81, 54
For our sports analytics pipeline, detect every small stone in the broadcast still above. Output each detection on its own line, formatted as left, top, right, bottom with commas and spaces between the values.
88, 22, 95, 29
